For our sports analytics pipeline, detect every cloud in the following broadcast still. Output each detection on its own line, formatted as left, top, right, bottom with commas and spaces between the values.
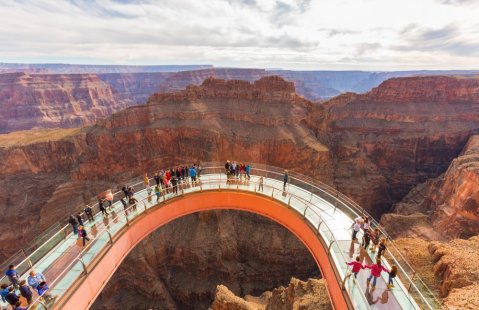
437, 0, 476, 5
396, 24, 479, 57
0, 0, 478, 70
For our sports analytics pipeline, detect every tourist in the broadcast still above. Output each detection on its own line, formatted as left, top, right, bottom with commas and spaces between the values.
365, 259, 389, 290
363, 217, 370, 232
129, 195, 138, 211
27, 270, 46, 289
370, 228, 380, 252
154, 173, 160, 186
234, 162, 239, 177
171, 175, 178, 194
377, 238, 387, 258
79, 226, 90, 246
283, 170, 288, 190
68, 215, 79, 235
84, 205, 94, 222
388, 265, 398, 289
154, 185, 161, 202
362, 229, 371, 250
37, 281, 56, 303
76, 212, 84, 226
258, 176, 264, 192
5, 286, 19, 306
127, 186, 134, 198
5, 265, 20, 288
189, 165, 197, 184
346, 256, 364, 279
143, 172, 150, 188
121, 185, 129, 199
147, 185, 153, 202
19, 280, 33, 304
351, 219, 361, 242
119, 197, 128, 215
99, 199, 108, 216
0, 284, 9, 302
246, 164, 251, 180
105, 190, 113, 209
13, 301, 27, 310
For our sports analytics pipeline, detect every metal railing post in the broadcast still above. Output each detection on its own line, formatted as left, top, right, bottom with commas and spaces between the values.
79, 258, 88, 275
106, 229, 113, 245
288, 196, 291, 206
327, 240, 335, 255
39, 300, 49, 310
303, 206, 308, 217
341, 273, 351, 290
143, 202, 148, 213
271, 188, 274, 198
317, 220, 322, 231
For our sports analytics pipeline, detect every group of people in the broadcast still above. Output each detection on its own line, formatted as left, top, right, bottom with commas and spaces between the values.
224, 161, 251, 181
2, 266, 55, 309
348, 215, 398, 291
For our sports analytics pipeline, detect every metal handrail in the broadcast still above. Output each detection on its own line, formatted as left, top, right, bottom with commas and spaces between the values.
7, 163, 436, 309
24, 174, 373, 310
247, 165, 441, 308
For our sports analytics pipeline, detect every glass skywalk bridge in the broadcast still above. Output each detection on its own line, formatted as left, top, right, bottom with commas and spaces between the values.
0, 164, 442, 310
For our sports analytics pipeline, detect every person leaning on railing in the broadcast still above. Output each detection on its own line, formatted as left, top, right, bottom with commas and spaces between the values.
5, 265, 20, 289
27, 270, 46, 290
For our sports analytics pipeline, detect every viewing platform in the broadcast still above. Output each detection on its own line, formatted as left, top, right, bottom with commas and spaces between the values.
0, 164, 442, 310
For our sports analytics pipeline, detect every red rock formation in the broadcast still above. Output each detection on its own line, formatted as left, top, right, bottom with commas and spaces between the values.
311, 76, 479, 216
0, 76, 329, 259
381, 135, 479, 239
0, 73, 125, 133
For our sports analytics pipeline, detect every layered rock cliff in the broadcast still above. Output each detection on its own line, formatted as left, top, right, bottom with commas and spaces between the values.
0, 72, 125, 133
0, 76, 329, 259
381, 135, 479, 240
91, 211, 319, 310
311, 76, 479, 216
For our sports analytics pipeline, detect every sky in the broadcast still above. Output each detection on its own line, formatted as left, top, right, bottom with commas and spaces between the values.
0, 0, 479, 70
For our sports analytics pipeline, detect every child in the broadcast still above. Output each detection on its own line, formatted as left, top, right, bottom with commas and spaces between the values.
346, 256, 364, 279
362, 229, 371, 250
370, 228, 380, 252
258, 176, 264, 192
378, 238, 387, 258
388, 265, 398, 289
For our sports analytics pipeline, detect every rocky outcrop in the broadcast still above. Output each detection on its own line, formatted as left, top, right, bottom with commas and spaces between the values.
91, 211, 319, 310
428, 236, 479, 304
210, 277, 331, 310
0, 73, 125, 133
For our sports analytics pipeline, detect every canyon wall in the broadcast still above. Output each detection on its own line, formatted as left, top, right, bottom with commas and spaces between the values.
0, 73, 125, 133
91, 211, 319, 310
311, 76, 479, 216
0, 76, 330, 259
381, 135, 479, 240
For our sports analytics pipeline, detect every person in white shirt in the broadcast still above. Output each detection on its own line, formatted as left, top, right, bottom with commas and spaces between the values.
352, 220, 361, 241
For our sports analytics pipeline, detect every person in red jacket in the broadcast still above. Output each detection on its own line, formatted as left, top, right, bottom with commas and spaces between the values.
365, 259, 389, 290
346, 256, 364, 279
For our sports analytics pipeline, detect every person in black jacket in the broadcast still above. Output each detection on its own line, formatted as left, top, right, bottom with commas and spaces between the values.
84, 206, 94, 222
5, 286, 19, 306
68, 215, 79, 235
154, 173, 160, 186
76, 212, 84, 226
19, 280, 32, 304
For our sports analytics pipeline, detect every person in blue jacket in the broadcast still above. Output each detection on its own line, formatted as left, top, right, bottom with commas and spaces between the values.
245, 164, 251, 180
5, 265, 19, 288
189, 165, 197, 184
1, 283, 10, 302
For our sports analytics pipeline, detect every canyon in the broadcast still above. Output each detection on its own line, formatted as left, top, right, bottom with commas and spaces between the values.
3, 66, 479, 133
2, 74, 479, 308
